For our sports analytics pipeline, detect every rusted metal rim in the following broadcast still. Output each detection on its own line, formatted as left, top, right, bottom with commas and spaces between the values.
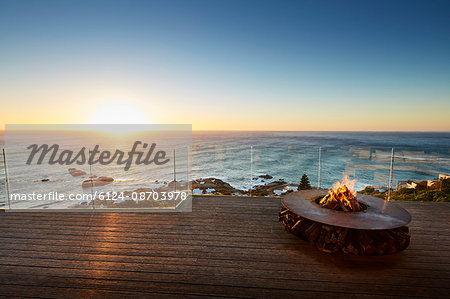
282, 190, 411, 230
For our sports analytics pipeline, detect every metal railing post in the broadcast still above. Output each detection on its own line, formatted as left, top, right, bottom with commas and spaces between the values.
250, 146, 253, 197
387, 148, 395, 201
2, 149, 11, 209
317, 147, 322, 189
173, 148, 177, 192
89, 148, 95, 210
186, 146, 189, 192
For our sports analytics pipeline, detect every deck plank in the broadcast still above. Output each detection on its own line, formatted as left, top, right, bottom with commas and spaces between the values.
0, 195, 449, 298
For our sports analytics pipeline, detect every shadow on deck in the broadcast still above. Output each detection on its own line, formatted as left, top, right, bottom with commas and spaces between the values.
0, 195, 449, 298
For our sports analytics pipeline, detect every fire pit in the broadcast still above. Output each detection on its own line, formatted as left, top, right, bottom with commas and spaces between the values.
279, 176, 411, 255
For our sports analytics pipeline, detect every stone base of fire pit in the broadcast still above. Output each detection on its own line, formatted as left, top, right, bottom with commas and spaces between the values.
280, 190, 411, 255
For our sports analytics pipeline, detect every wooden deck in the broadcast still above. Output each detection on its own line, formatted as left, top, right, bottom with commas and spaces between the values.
0, 195, 449, 298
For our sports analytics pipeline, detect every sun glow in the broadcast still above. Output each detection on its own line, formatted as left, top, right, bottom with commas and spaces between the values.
88, 101, 149, 134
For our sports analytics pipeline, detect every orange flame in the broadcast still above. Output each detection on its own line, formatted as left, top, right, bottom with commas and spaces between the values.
332, 173, 357, 198
320, 173, 360, 212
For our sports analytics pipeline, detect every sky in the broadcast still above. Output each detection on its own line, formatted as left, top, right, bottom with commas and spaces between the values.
0, 0, 449, 131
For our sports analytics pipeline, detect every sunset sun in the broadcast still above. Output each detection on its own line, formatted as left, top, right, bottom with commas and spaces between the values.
86, 101, 150, 134
89, 101, 148, 125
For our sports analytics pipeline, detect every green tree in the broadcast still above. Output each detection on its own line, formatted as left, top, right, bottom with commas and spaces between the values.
298, 174, 312, 190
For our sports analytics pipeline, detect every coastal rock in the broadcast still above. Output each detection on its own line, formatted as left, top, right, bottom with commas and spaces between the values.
82, 177, 114, 188
98, 176, 114, 182
69, 168, 86, 177
192, 178, 246, 195
190, 177, 301, 197
258, 174, 273, 180
250, 179, 296, 196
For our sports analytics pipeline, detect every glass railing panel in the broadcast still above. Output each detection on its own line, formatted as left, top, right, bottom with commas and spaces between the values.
80, 127, 192, 212
251, 146, 320, 196
172, 146, 192, 210
393, 147, 450, 183
191, 145, 251, 195
319, 146, 396, 194
0, 148, 6, 208
391, 146, 450, 201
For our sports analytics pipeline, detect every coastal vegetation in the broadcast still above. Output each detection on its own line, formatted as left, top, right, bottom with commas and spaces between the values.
360, 178, 450, 202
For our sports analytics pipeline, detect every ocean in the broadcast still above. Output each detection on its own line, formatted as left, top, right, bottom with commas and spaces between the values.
1, 131, 449, 208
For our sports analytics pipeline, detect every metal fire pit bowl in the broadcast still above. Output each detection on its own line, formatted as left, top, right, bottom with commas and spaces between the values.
282, 190, 411, 230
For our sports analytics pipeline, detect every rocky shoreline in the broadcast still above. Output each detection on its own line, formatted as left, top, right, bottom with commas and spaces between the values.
191, 175, 298, 197
66, 168, 300, 197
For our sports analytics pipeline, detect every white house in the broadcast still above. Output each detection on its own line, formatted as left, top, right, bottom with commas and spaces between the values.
397, 181, 417, 190
439, 174, 450, 180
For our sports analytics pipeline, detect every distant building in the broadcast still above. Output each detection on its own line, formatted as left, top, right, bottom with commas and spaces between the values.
397, 176, 447, 191
415, 179, 441, 190
439, 174, 450, 180
397, 180, 417, 190
427, 180, 436, 187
